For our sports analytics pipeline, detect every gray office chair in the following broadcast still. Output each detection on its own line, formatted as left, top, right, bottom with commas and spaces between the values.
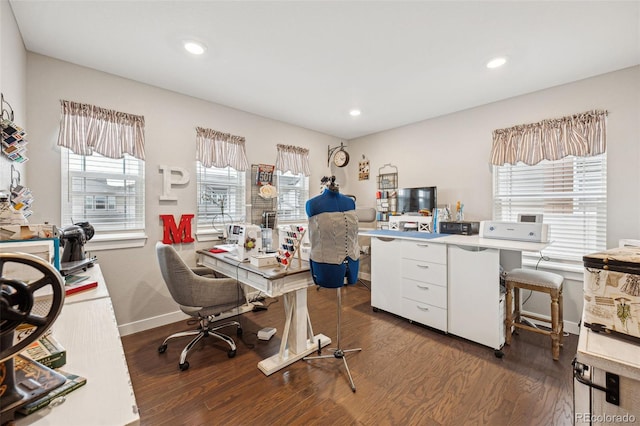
155, 242, 245, 371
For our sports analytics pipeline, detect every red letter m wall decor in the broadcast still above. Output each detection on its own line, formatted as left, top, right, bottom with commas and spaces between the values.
160, 214, 195, 244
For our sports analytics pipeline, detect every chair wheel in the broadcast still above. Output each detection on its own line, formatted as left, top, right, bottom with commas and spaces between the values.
237, 327, 243, 337
158, 344, 167, 353
179, 361, 189, 371
228, 349, 236, 358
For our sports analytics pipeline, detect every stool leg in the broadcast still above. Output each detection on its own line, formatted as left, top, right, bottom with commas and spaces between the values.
550, 289, 560, 361
505, 282, 513, 345
558, 289, 564, 347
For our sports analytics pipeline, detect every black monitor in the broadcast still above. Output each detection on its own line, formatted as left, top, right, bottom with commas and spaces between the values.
397, 187, 437, 214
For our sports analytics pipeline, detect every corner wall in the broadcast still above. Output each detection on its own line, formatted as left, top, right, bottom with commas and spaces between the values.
347, 66, 640, 330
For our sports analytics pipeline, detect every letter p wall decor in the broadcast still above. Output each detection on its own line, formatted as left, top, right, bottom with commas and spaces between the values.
160, 214, 194, 244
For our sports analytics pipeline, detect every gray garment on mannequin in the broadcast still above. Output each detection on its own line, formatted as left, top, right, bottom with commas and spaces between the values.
308, 211, 360, 265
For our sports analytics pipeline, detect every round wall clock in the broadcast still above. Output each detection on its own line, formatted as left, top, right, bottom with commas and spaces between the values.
333, 148, 350, 167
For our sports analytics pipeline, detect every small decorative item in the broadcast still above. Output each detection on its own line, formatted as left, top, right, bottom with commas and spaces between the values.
259, 183, 278, 199
256, 164, 275, 186
358, 159, 370, 181
244, 236, 257, 251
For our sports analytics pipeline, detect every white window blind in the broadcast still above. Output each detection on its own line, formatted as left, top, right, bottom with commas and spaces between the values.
276, 171, 309, 221
62, 149, 145, 232
196, 162, 246, 231
493, 153, 607, 267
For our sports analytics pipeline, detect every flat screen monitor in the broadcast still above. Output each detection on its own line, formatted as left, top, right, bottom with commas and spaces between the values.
397, 187, 437, 214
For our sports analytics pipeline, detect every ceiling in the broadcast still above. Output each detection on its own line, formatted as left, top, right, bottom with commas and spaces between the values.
9, 1, 640, 140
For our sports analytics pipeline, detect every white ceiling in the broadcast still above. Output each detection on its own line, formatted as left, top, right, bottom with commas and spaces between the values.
9, 1, 640, 140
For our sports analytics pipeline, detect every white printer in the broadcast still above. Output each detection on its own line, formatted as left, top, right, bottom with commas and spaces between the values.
479, 220, 549, 243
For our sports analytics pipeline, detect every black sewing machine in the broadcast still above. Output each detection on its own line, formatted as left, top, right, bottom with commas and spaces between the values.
59, 222, 97, 275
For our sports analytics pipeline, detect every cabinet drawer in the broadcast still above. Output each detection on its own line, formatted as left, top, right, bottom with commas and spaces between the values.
401, 258, 447, 286
402, 298, 447, 331
402, 240, 446, 263
402, 278, 447, 308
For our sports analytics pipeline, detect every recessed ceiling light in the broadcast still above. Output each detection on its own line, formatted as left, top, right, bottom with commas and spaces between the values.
184, 41, 206, 55
349, 109, 361, 117
486, 57, 507, 69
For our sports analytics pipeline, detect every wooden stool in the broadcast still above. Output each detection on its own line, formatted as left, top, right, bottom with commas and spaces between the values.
504, 268, 564, 360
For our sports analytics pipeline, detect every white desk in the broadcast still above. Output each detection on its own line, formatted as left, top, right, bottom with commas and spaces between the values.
574, 324, 640, 423
360, 230, 549, 351
197, 250, 331, 376
15, 265, 139, 425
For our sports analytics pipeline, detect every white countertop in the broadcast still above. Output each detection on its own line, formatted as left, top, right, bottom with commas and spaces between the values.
359, 230, 550, 252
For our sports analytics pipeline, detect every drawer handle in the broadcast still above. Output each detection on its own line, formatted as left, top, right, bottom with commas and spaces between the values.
417, 285, 430, 290
417, 305, 429, 311
417, 264, 429, 269
417, 243, 430, 248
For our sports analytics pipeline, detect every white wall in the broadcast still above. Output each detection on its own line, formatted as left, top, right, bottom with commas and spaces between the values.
0, 0, 27, 194
347, 66, 640, 329
25, 53, 341, 334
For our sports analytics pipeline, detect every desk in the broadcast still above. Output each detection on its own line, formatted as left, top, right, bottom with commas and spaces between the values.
360, 230, 549, 351
574, 324, 640, 423
197, 250, 331, 375
15, 265, 139, 425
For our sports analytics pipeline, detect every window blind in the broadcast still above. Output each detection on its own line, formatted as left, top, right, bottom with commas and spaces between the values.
196, 163, 246, 231
62, 149, 145, 232
493, 153, 607, 265
276, 171, 309, 221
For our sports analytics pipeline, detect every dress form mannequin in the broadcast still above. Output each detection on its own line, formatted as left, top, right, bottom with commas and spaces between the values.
306, 176, 360, 288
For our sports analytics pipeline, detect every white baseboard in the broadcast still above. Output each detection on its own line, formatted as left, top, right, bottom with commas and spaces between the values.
119, 310, 189, 336
521, 309, 580, 335
118, 303, 255, 337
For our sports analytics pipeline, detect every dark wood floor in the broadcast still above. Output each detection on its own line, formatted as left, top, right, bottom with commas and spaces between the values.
121, 282, 577, 426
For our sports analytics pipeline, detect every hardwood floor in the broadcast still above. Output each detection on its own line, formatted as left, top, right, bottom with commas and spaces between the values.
121, 282, 577, 426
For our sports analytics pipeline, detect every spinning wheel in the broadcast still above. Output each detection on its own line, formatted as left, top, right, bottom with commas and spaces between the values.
0, 252, 66, 423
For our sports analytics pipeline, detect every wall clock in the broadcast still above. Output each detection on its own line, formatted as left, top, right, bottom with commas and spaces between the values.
333, 148, 350, 167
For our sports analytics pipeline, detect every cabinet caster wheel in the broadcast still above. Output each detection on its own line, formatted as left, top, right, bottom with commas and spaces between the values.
179, 361, 189, 371
158, 344, 167, 354
237, 327, 243, 337
228, 349, 237, 358
372, 307, 379, 313
494, 350, 504, 358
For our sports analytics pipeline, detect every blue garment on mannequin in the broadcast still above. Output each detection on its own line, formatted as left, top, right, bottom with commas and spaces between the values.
306, 189, 360, 288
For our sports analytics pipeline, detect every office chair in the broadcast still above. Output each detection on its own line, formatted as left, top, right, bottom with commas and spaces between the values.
155, 242, 245, 371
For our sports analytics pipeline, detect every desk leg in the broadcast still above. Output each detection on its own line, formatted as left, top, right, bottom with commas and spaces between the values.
257, 288, 331, 376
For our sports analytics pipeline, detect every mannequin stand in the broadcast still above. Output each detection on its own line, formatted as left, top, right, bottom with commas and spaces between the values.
303, 287, 362, 392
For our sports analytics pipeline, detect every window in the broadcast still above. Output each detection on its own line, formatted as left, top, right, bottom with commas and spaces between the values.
493, 153, 607, 269
62, 149, 145, 233
196, 162, 246, 232
276, 170, 309, 221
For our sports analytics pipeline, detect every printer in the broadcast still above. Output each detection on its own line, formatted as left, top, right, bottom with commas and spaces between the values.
479, 220, 549, 243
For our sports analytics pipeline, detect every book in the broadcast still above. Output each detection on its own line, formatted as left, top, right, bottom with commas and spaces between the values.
21, 333, 67, 369
65, 280, 98, 296
17, 369, 87, 415
2, 355, 66, 417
